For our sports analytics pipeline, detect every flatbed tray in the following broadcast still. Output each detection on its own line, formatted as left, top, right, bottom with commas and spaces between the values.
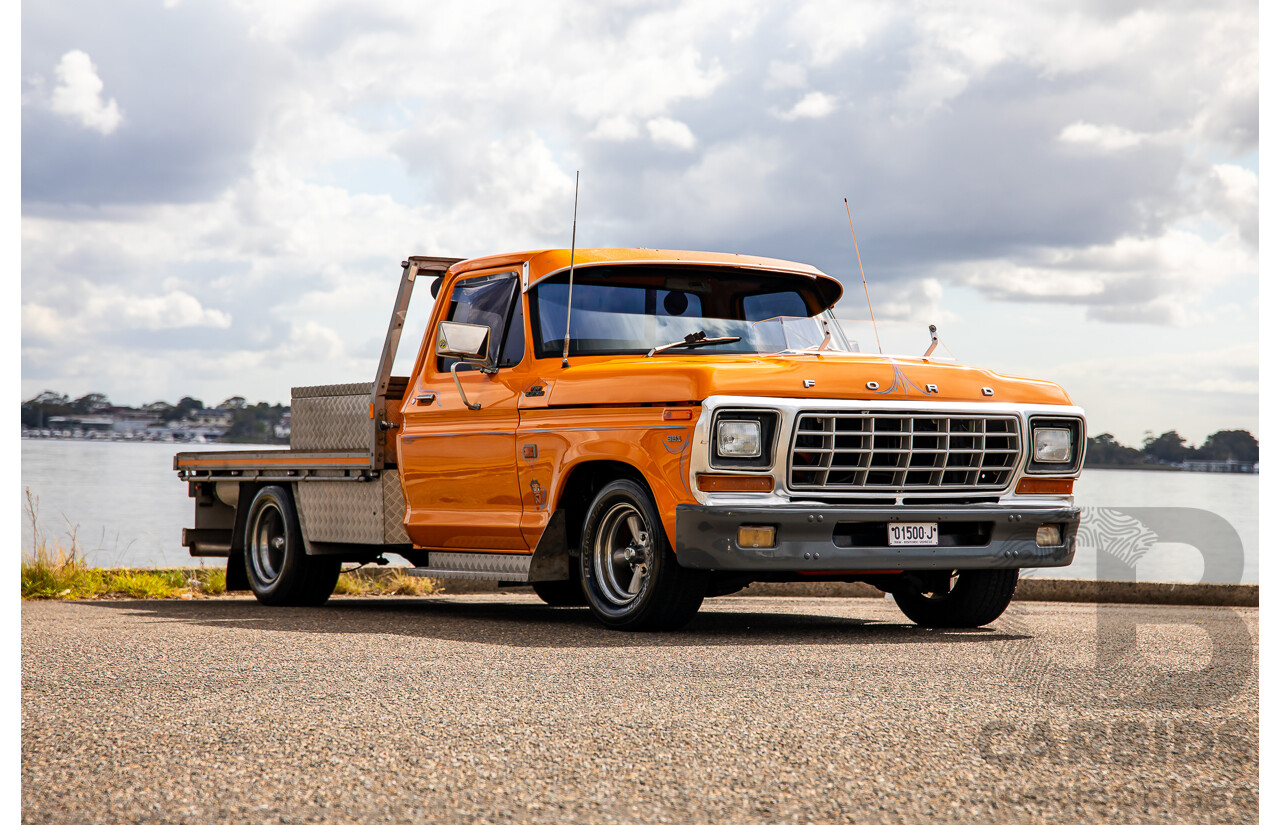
174, 449, 372, 478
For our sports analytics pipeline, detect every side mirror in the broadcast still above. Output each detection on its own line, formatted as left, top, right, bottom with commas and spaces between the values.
436, 321, 490, 361
435, 321, 491, 410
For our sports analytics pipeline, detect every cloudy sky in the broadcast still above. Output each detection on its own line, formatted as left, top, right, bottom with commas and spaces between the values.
20, 0, 1258, 445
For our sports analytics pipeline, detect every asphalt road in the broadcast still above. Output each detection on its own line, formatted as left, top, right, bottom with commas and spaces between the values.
22, 595, 1258, 824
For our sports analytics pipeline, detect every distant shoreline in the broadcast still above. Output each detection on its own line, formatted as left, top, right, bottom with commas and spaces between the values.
1086, 463, 1259, 474
21, 433, 283, 447
1085, 463, 1183, 472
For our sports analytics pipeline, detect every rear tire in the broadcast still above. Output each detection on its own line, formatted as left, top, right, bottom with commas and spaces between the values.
892, 569, 1018, 628
579, 479, 707, 631
243, 485, 340, 606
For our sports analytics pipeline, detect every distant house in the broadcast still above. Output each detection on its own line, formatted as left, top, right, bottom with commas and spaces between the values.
46, 415, 114, 433
1180, 458, 1258, 474
107, 407, 161, 434
191, 408, 234, 428
274, 412, 291, 441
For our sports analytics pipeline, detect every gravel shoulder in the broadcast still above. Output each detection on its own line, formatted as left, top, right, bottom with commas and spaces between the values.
22, 595, 1258, 824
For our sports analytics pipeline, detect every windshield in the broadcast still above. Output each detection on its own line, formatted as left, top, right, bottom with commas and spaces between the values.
530, 266, 855, 357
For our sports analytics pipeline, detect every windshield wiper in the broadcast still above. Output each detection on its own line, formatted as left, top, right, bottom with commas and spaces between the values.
645, 330, 742, 357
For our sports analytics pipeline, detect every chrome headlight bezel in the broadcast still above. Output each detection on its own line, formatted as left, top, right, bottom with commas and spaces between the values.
1025, 416, 1085, 474
709, 409, 779, 470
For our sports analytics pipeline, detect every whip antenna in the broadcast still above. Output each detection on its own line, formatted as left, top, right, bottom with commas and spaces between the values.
845, 198, 882, 354
561, 171, 580, 368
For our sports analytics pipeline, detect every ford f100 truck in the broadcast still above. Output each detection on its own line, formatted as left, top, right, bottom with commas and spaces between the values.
176, 248, 1085, 631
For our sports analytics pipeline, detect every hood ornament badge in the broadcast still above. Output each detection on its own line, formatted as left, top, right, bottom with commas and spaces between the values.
803, 380, 816, 388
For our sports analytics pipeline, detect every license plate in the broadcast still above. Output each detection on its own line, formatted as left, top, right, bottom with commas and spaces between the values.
888, 522, 938, 546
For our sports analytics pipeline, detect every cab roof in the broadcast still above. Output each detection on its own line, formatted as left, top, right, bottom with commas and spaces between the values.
446, 248, 844, 309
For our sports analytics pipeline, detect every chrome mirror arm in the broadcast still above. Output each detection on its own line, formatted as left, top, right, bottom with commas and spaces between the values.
923, 324, 939, 359
450, 361, 482, 410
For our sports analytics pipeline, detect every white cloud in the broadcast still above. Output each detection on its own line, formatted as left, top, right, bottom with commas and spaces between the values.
867, 277, 954, 324
1203, 163, 1258, 247
764, 60, 807, 90
21, 304, 63, 341
23, 289, 231, 339
776, 91, 837, 121
49, 50, 123, 135
787, 0, 895, 66
588, 115, 640, 142
1058, 121, 1146, 152
114, 291, 233, 331
646, 117, 697, 151
940, 229, 1255, 326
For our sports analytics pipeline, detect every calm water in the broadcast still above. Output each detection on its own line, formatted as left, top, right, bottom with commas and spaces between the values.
19, 440, 1259, 582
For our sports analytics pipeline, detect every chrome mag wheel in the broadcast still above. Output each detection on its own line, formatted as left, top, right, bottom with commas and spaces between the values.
248, 498, 288, 587
591, 501, 654, 606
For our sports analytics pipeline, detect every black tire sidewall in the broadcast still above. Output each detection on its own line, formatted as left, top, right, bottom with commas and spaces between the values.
243, 485, 306, 604
531, 575, 586, 607
893, 569, 1019, 628
579, 479, 674, 628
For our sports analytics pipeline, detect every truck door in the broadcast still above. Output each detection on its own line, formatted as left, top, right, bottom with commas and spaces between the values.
399, 271, 529, 551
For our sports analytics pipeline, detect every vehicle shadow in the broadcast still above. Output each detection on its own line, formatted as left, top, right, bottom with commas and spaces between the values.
82, 596, 1031, 649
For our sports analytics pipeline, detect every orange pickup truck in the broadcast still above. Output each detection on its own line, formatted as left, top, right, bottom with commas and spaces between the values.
176, 248, 1085, 631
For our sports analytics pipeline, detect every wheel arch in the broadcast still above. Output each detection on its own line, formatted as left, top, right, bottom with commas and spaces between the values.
554, 459, 660, 553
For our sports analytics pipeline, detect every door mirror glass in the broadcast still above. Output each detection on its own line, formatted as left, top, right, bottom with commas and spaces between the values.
436, 321, 490, 362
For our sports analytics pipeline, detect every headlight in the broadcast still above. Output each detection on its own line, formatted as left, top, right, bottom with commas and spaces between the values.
716, 420, 761, 458
1033, 428, 1072, 462
708, 409, 779, 470
1025, 416, 1084, 474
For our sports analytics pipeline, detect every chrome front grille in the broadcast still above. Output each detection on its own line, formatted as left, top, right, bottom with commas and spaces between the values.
789, 411, 1021, 493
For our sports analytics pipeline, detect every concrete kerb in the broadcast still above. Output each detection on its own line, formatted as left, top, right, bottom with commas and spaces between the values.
363, 570, 1259, 607
732, 578, 1257, 606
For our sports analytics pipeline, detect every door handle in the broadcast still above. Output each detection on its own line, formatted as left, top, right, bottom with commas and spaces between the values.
415, 393, 437, 405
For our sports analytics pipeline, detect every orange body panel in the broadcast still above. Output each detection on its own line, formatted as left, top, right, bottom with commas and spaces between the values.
395, 249, 1079, 555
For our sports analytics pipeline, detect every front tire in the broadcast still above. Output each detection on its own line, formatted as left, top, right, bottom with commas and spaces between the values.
579, 479, 707, 631
531, 576, 586, 607
892, 569, 1018, 628
243, 485, 340, 606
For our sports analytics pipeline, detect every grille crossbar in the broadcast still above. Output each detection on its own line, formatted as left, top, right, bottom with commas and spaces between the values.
789, 411, 1021, 493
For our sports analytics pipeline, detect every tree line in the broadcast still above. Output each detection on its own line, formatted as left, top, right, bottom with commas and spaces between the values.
1086, 429, 1258, 467
21, 391, 289, 443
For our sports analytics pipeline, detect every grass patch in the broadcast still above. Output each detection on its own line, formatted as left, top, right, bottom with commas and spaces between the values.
21, 488, 226, 600
20, 488, 438, 600
334, 567, 440, 597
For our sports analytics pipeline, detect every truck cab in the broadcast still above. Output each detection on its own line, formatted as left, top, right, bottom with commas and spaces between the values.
177, 249, 1085, 631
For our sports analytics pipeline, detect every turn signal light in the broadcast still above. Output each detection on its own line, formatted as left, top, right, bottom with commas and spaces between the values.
737, 525, 777, 548
696, 474, 774, 493
1036, 524, 1063, 547
1015, 477, 1075, 495
662, 409, 694, 420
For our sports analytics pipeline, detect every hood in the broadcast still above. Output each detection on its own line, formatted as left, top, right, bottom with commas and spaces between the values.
529, 352, 1073, 407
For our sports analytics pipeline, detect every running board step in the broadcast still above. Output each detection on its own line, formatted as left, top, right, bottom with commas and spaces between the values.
407, 551, 532, 582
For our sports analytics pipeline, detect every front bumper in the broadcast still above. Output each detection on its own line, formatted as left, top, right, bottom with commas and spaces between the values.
674, 504, 1079, 572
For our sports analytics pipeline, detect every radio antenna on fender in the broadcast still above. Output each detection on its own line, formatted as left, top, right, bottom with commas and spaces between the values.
844, 198, 883, 354
561, 171, 580, 368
